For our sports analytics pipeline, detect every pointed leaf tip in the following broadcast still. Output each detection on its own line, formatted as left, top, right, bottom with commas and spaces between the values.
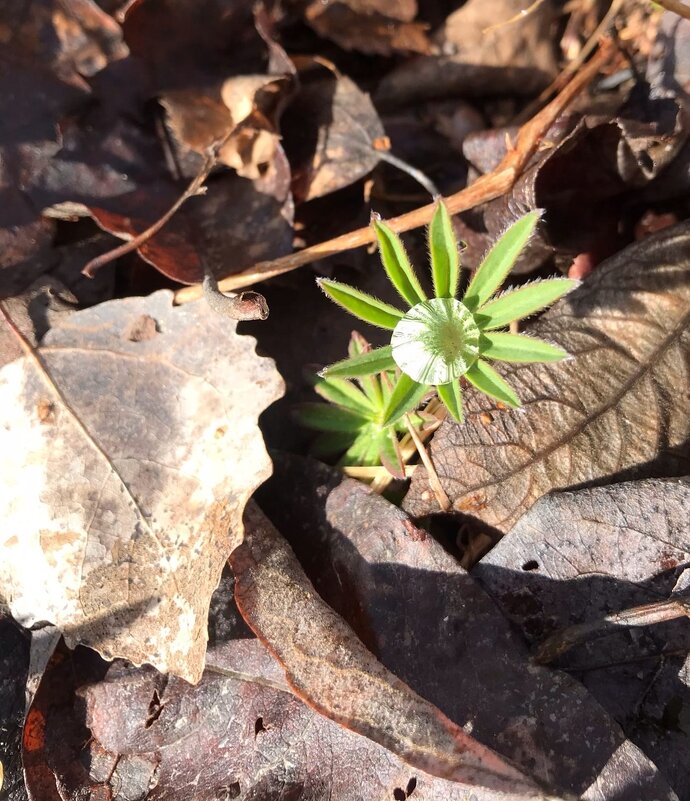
318, 278, 404, 330
429, 200, 460, 299
373, 219, 427, 307
463, 210, 542, 311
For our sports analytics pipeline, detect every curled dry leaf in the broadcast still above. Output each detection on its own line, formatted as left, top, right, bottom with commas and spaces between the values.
0, 290, 283, 683
231, 504, 543, 796
255, 454, 678, 800
474, 478, 690, 800
404, 222, 690, 529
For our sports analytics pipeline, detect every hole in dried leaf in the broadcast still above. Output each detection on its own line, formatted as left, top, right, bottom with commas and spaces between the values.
218, 781, 241, 800
406, 777, 417, 795
254, 716, 266, 736
393, 789, 406, 801
145, 689, 164, 728
522, 560, 539, 571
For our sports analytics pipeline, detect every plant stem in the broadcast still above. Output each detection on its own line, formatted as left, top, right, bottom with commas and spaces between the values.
404, 413, 451, 512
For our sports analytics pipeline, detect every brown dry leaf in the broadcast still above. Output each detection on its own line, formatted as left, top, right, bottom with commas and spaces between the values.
88, 168, 294, 284
303, 0, 430, 56
0, 290, 283, 683
376, 0, 558, 107
24, 635, 561, 801
404, 222, 690, 530
230, 504, 551, 796
474, 478, 690, 800
281, 65, 385, 202
255, 454, 679, 800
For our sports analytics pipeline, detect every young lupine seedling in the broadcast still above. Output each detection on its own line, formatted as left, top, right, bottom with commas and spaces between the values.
316, 201, 578, 425
294, 331, 432, 479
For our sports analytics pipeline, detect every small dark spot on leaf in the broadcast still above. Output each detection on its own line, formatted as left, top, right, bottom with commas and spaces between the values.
522, 560, 539, 571
393, 789, 406, 801
215, 425, 227, 439
406, 777, 417, 795
254, 716, 266, 736
124, 314, 159, 342
36, 399, 56, 424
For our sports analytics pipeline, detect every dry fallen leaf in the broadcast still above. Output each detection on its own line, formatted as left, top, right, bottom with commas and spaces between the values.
281, 64, 386, 202
376, 0, 557, 107
0, 290, 283, 683
231, 503, 546, 796
474, 478, 690, 800
404, 222, 690, 529
24, 634, 561, 801
255, 454, 678, 800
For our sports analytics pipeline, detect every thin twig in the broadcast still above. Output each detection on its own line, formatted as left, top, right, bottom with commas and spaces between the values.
515, 0, 623, 123
653, 0, 690, 21
404, 413, 451, 512
376, 150, 440, 198
483, 0, 548, 34
82, 151, 217, 278
535, 596, 690, 664
202, 271, 269, 321
175, 45, 611, 305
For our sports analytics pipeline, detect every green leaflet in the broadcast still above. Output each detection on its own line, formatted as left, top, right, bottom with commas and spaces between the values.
382, 373, 429, 426
377, 428, 405, 479
293, 403, 369, 432
428, 200, 460, 299
347, 332, 384, 406
480, 332, 567, 363
318, 279, 404, 329
465, 360, 520, 408
437, 380, 463, 422
313, 375, 375, 417
463, 211, 541, 311
477, 278, 578, 330
321, 345, 396, 379
373, 218, 427, 306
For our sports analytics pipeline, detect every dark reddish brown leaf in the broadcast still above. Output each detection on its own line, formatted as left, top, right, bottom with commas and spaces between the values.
22, 634, 558, 801
255, 454, 678, 800
231, 503, 542, 795
404, 223, 690, 530
474, 478, 690, 800
88, 168, 293, 284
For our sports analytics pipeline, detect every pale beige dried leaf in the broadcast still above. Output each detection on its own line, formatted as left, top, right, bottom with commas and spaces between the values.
0, 290, 283, 683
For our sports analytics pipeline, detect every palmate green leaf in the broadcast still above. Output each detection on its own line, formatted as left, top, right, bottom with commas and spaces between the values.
437, 379, 464, 422
382, 373, 429, 426
428, 200, 460, 298
477, 278, 578, 330
465, 360, 520, 408
480, 332, 567, 363
322, 345, 396, 379
293, 403, 368, 433
463, 211, 541, 311
317, 279, 404, 329
372, 218, 426, 306
313, 375, 375, 416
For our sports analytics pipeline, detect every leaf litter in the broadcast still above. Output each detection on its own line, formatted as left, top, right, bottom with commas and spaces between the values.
1, 0, 690, 799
